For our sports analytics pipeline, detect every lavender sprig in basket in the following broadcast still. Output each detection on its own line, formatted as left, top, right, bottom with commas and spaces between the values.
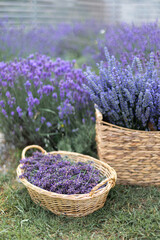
17, 145, 117, 217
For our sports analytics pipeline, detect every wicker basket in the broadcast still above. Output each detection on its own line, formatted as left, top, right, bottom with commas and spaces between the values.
17, 145, 117, 217
95, 109, 160, 186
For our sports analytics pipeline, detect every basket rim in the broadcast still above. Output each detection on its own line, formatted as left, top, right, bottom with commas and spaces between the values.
17, 150, 116, 200
95, 108, 160, 134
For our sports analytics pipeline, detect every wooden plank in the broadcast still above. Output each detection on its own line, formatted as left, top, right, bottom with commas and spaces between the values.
0, 0, 116, 9
35, 10, 112, 17
36, 5, 108, 11
0, 11, 113, 19
0, 6, 115, 19
0, 5, 113, 13
0, 2, 31, 7
0, 13, 107, 20
37, 0, 115, 7
0, 9, 34, 13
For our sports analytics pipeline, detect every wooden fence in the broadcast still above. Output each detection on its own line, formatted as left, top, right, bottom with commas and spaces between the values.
0, 0, 159, 27
0, 0, 119, 26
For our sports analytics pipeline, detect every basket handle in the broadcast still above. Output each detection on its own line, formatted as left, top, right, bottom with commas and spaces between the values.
89, 176, 116, 197
21, 145, 47, 159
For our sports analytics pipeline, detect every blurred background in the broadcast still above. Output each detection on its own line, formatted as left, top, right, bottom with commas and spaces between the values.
0, 0, 160, 64
0, 0, 159, 26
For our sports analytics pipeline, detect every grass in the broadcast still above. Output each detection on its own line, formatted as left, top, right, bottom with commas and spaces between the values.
0, 150, 160, 240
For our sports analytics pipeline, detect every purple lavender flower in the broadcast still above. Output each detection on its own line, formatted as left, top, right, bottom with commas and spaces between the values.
1, 108, 8, 118
19, 152, 105, 195
0, 100, 5, 108
6, 91, 11, 98
42, 85, 54, 96
16, 106, 23, 117
24, 80, 31, 92
46, 122, 52, 127
41, 117, 46, 123
52, 92, 57, 99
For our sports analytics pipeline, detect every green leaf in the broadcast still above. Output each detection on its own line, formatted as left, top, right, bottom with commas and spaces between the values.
39, 108, 56, 115
40, 132, 59, 136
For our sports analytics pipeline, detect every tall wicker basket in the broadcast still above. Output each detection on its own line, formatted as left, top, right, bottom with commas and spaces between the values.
95, 109, 160, 186
17, 145, 117, 217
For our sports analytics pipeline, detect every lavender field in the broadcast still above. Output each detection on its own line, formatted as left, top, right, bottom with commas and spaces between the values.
1, 20, 160, 66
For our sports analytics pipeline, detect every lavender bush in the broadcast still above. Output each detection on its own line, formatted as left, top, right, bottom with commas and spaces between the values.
85, 48, 160, 131
19, 152, 104, 194
1, 20, 160, 68
0, 19, 101, 65
97, 22, 160, 67
0, 54, 94, 150
57, 120, 97, 157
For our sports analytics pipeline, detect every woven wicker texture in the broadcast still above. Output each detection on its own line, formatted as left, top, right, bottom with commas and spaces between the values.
17, 145, 117, 217
95, 109, 160, 186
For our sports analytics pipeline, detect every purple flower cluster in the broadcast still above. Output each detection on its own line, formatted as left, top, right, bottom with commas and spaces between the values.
0, 54, 93, 147
85, 48, 160, 131
0, 19, 101, 64
19, 152, 104, 194
1, 20, 160, 68
97, 22, 160, 67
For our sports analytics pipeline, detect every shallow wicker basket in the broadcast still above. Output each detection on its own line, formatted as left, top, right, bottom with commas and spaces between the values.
95, 109, 160, 186
17, 145, 117, 217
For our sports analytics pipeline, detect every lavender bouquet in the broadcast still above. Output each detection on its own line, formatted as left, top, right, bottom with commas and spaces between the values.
84, 48, 160, 131
19, 152, 104, 195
